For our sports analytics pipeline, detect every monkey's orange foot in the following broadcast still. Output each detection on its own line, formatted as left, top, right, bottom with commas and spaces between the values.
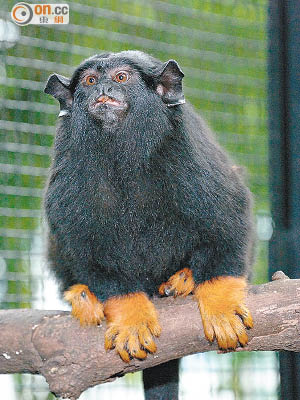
64, 284, 104, 326
104, 292, 161, 362
159, 268, 195, 297
194, 276, 253, 350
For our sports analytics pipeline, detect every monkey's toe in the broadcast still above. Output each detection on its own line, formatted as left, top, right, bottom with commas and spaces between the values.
104, 292, 161, 362
194, 276, 253, 349
159, 268, 195, 297
64, 284, 104, 325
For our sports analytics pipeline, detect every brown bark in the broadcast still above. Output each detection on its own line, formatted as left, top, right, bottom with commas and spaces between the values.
0, 273, 299, 399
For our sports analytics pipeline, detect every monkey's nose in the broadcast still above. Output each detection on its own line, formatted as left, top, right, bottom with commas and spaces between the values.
99, 84, 113, 96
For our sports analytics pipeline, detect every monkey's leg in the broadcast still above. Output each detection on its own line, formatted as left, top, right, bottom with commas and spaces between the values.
104, 292, 161, 362
159, 268, 195, 297
64, 284, 104, 325
194, 276, 253, 349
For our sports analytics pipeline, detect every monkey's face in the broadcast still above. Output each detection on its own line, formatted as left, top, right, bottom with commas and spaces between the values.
72, 63, 134, 124
44, 51, 185, 128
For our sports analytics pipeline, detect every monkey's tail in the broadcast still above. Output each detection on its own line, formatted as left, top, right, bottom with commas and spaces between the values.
142, 359, 179, 400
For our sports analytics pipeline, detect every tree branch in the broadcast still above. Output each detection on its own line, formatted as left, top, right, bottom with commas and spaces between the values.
0, 273, 299, 399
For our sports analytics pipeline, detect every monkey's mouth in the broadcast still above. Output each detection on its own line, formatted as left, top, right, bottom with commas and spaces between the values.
94, 95, 124, 107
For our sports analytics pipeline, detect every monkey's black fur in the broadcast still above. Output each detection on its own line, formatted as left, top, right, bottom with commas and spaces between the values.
44, 50, 254, 400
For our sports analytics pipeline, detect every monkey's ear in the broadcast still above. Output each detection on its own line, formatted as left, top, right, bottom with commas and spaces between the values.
156, 60, 185, 107
44, 74, 72, 116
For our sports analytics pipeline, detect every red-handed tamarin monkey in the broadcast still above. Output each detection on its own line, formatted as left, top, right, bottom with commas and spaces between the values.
44, 50, 254, 399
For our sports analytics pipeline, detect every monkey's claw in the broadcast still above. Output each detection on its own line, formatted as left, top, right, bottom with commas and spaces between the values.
159, 268, 195, 297
194, 276, 253, 349
104, 292, 161, 362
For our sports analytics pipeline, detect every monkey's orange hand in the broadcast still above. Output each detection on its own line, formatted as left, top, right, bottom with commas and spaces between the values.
194, 276, 253, 350
104, 292, 161, 362
64, 284, 104, 325
159, 268, 195, 297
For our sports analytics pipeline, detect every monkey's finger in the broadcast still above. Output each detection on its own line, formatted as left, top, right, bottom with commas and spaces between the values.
138, 325, 157, 353
202, 320, 215, 343
115, 330, 131, 363
116, 347, 131, 363
229, 316, 249, 347
212, 316, 238, 350
236, 305, 254, 329
129, 341, 147, 360
127, 332, 147, 359
147, 318, 162, 337
198, 303, 215, 343
104, 326, 119, 350
131, 348, 147, 360
138, 325, 154, 345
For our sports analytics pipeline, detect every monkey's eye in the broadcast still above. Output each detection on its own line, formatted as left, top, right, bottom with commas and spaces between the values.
114, 71, 129, 83
84, 75, 97, 86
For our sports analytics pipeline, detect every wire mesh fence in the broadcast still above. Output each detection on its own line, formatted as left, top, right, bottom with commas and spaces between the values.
0, 0, 279, 398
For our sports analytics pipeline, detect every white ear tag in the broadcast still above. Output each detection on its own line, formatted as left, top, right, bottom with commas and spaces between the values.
58, 110, 70, 117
